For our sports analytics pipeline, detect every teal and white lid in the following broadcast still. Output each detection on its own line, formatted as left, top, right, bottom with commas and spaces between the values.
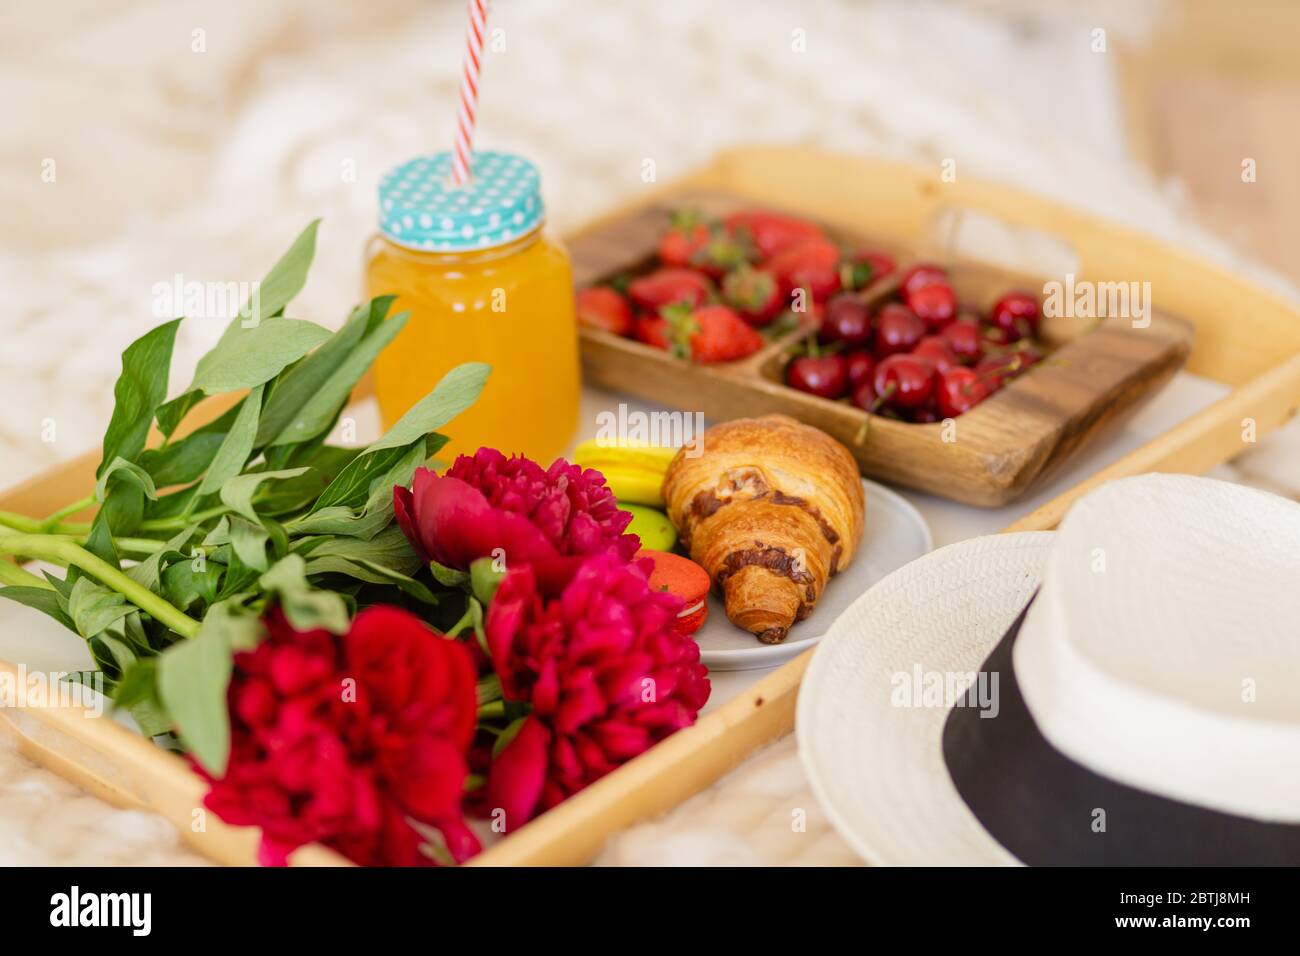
377, 150, 544, 252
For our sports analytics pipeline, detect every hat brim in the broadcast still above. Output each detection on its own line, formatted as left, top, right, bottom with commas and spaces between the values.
796, 531, 1054, 866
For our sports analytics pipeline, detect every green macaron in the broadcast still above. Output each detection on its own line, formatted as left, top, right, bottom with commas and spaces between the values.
620, 503, 678, 552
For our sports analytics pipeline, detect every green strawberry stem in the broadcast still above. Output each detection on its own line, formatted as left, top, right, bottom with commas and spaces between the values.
0, 530, 200, 639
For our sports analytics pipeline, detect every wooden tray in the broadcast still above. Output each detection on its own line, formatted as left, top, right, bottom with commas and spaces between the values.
574, 189, 1194, 506
2, 147, 1299, 867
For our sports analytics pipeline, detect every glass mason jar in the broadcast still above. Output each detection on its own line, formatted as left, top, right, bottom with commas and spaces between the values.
365, 151, 579, 464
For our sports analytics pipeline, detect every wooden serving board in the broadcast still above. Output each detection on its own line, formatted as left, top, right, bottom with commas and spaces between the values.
573, 189, 1194, 507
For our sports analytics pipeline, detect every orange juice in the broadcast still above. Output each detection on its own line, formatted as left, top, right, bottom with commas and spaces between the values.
365, 151, 580, 464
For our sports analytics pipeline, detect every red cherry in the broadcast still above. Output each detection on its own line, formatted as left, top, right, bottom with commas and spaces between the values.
937, 366, 993, 417
973, 355, 1011, 390
939, 320, 982, 361
989, 291, 1040, 341
912, 336, 960, 374
844, 350, 877, 391
906, 282, 957, 329
1014, 343, 1044, 369
873, 354, 936, 409
786, 353, 849, 400
900, 263, 948, 297
975, 344, 1044, 388
819, 294, 873, 348
874, 303, 926, 357
982, 325, 1013, 348
851, 377, 877, 410
909, 402, 942, 424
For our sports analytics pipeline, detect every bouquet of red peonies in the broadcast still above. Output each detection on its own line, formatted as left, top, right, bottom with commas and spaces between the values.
0, 223, 709, 866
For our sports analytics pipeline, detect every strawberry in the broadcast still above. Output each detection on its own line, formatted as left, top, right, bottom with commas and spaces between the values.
842, 249, 895, 290
724, 209, 824, 259
766, 237, 842, 302
575, 286, 632, 336
657, 212, 712, 269
633, 312, 671, 350
627, 267, 714, 312
658, 212, 749, 278
722, 265, 785, 326
663, 303, 763, 363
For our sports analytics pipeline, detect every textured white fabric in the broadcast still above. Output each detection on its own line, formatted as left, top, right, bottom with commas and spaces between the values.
3, 0, 1300, 866
0, 732, 208, 866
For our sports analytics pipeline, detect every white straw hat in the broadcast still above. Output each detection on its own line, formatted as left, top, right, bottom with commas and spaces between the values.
798, 474, 1300, 865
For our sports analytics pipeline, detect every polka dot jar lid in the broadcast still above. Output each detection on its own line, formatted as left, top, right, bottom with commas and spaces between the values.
377, 151, 544, 252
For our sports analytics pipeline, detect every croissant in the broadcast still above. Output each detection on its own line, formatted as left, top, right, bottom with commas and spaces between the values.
662, 414, 865, 644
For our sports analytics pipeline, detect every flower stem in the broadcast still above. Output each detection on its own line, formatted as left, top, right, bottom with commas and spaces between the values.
0, 505, 225, 539
0, 534, 199, 638
476, 673, 502, 707
39, 494, 97, 532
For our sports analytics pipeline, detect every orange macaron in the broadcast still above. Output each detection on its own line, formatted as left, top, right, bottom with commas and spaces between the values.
637, 549, 711, 636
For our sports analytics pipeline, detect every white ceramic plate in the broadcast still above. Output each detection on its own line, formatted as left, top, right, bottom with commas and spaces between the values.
695, 479, 931, 671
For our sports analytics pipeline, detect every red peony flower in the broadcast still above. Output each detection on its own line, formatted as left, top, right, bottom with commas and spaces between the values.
393, 448, 639, 572
482, 555, 711, 829
201, 605, 480, 867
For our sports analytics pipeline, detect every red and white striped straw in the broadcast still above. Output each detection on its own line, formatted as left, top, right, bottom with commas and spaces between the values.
450, 0, 490, 186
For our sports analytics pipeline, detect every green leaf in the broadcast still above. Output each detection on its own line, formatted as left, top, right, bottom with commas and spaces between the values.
90, 631, 138, 678
309, 438, 431, 516
227, 515, 270, 573
98, 318, 182, 478
125, 525, 196, 592
157, 615, 239, 774
128, 699, 173, 738
0, 586, 76, 630
269, 311, 408, 448
429, 560, 470, 588
256, 296, 395, 448
113, 659, 158, 709
80, 510, 121, 572
154, 390, 204, 440
155, 221, 323, 436
189, 318, 331, 396
287, 362, 485, 537
247, 219, 321, 325
259, 554, 349, 634
139, 431, 227, 486
253, 447, 358, 515
95, 456, 158, 504
219, 467, 310, 522
95, 459, 159, 538
493, 715, 529, 758
363, 362, 490, 456
290, 439, 436, 540
297, 524, 421, 576
194, 384, 264, 498
69, 577, 132, 638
